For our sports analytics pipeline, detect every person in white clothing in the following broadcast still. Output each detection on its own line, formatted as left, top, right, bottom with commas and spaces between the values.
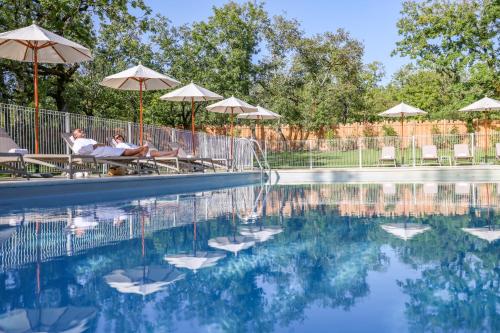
112, 134, 179, 157
72, 129, 148, 157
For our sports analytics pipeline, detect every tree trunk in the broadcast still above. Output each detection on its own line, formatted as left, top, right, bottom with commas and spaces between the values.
276, 125, 288, 150
251, 123, 256, 139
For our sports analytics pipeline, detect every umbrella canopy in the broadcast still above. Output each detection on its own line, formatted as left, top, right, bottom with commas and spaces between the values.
206, 96, 257, 164
0, 306, 96, 333
239, 226, 283, 243
236, 105, 281, 120
160, 82, 223, 155
0, 23, 92, 63
379, 102, 427, 118
0, 23, 92, 153
208, 236, 256, 255
160, 82, 222, 102
100, 64, 179, 91
101, 64, 179, 145
104, 265, 185, 296
164, 251, 226, 271
462, 227, 500, 243
206, 96, 257, 114
458, 96, 500, 160
381, 223, 431, 241
458, 96, 500, 112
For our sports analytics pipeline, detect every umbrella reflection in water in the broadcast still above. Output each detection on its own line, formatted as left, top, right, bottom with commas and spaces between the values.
165, 195, 226, 271
104, 265, 185, 296
0, 306, 96, 333
380, 223, 431, 241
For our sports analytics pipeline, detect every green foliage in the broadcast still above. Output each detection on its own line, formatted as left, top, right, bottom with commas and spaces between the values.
382, 125, 398, 137
430, 125, 441, 135
0, 0, 498, 131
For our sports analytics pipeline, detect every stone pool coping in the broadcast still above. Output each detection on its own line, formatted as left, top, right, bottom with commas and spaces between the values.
270, 165, 500, 184
0, 171, 265, 208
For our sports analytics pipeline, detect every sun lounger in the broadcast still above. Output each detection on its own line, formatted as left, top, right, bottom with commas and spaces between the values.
453, 144, 473, 165
107, 137, 208, 173
1, 128, 99, 179
420, 145, 440, 165
378, 146, 396, 167
62, 133, 159, 175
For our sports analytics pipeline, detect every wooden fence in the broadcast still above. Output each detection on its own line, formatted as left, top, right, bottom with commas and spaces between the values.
203, 119, 500, 141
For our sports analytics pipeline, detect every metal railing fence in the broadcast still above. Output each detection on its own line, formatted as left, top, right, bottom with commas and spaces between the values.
262, 132, 500, 169
0, 103, 255, 171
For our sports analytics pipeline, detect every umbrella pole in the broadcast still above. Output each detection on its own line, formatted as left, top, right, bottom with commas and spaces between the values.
34, 48, 39, 154
485, 111, 489, 162
191, 97, 196, 156
401, 114, 404, 165
230, 107, 234, 169
139, 81, 143, 146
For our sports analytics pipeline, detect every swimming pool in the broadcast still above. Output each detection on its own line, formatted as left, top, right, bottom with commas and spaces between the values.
0, 182, 498, 332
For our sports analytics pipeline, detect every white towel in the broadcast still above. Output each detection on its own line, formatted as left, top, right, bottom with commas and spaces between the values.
92, 146, 125, 157
8, 148, 28, 155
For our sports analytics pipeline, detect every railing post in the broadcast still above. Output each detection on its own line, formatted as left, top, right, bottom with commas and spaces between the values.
358, 137, 362, 168
127, 122, 132, 144
412, 136, 416, 167
64, 112, 70, 154
264, 139, 267, 160
309, 140, 313, 169
470, 133, 475, 163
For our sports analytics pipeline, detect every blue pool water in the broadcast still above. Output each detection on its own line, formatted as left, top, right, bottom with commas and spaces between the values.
0, 183, 498, 332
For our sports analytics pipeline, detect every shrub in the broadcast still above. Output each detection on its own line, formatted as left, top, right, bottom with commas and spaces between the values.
362, 124, 378, 137
382, 125, 398, 137
431, 124, 441, 135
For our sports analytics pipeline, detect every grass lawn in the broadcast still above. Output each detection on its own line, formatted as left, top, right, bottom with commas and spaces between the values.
265, 147, 498, 169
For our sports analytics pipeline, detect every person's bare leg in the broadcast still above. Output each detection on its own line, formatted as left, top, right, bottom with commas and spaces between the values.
122, 146, 148, 157
150, 149, 179, 158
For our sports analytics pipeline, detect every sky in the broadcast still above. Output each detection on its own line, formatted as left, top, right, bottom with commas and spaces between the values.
148, 0, 409, 83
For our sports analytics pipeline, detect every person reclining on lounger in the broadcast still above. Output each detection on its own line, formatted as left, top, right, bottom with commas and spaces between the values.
112, 134, 179, 157
72, 129, 148, 157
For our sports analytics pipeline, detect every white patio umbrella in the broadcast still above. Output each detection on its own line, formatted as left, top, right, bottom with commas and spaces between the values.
165, 251, 226, 272
160, 82, 223, 155
236, 105, 281, 120
462, 227, 500, 243
237, 105, 281, 139
378, 102, 427, 138
206, 96, 257, 163
459, 96, 500, 160
0, 23, 92, 154
104, 266, 185, 296
100, 64, 180, 145
379, 103, 427, 164
380, 223, 431, 241
208, 236, 256, 255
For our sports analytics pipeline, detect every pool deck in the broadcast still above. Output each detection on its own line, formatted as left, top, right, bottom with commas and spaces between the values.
270, 165, 500, 184
0, 171, 265, 208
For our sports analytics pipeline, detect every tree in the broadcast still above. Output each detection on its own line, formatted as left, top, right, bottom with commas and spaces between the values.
0, 0, 151, 111
394, 0, 499, 93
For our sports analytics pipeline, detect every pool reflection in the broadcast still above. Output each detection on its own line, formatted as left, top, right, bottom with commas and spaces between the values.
0, 182, 498, 332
